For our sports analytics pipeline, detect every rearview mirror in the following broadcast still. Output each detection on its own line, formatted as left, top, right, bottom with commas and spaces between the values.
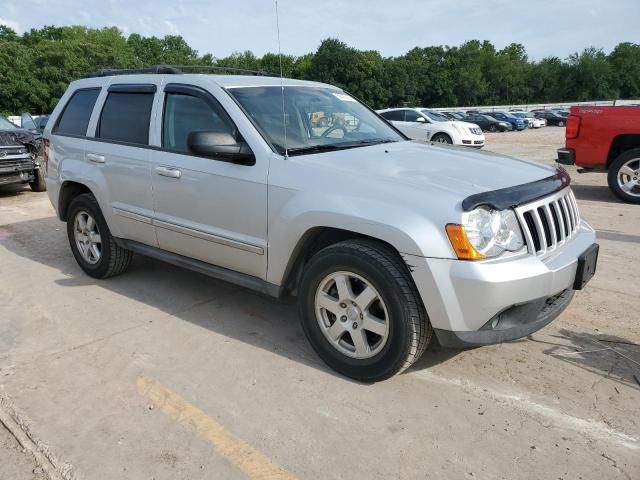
187, 131, 255, 165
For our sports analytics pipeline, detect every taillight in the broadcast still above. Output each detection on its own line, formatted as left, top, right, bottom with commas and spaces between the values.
42, 138, 49, 171
566, 114, 580, 139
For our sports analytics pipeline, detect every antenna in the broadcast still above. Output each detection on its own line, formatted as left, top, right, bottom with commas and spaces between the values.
274, 0, 288, 158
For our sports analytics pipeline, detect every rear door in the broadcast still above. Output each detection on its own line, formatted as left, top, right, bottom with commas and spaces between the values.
148, 82, 268, 279
85, 81, 160, 247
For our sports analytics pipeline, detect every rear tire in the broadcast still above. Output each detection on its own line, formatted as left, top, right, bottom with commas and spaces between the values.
607, 149, 640, 204
298, 239, 432, 382
67, 193, 133, 278
29, 167, 46, 192
558, 120, 565, 127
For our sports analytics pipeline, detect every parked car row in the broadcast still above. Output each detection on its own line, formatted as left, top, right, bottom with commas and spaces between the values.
436, 108, 570, 130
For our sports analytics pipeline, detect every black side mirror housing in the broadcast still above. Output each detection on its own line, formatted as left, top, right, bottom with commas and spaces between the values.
187, 131, 255, 165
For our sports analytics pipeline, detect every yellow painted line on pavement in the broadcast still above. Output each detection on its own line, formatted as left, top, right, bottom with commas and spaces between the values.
137, 376, 297, 480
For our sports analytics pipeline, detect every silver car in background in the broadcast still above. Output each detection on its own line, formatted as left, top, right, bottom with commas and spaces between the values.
43, 69, 598, 381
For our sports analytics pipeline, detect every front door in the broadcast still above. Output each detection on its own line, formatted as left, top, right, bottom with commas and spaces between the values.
149, 83, 268, 279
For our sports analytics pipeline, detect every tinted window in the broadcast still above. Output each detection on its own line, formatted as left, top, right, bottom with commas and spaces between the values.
54, 88, 100, 136
380, 110, 403, 121
98, 92, 154, 145
404, 110, 421, 122
163, 93, 233, 153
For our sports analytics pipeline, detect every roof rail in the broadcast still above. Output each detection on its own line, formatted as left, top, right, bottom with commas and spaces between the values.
82, 64, 275, 78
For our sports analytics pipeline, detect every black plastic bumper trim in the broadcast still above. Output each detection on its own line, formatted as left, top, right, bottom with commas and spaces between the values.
434, 289, 575, 348
556, 148, 576, 165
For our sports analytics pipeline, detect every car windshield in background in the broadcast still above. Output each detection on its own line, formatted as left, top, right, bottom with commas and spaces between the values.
420, 110, 450, 122
227, 86, 404, 156
0, 116, 17, 130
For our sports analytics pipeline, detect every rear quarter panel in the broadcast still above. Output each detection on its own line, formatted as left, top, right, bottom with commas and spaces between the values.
566, 106, 640, 168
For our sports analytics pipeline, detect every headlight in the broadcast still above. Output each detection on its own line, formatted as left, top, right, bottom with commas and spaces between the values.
446, 207, 525, 260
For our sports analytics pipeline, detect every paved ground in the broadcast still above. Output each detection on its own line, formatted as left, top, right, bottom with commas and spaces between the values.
0, 127, 638, 479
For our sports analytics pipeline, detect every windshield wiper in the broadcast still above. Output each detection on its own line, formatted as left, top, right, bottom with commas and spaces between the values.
287, 139, 396, 156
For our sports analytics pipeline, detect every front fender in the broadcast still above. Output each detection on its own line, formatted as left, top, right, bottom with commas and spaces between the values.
266, 187, 456, 286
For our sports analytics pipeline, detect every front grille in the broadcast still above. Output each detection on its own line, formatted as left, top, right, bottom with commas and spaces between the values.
470, 128, 483, 135
0, 146, 28, 156
0, 158, 35, 174
515, 187, 580, 256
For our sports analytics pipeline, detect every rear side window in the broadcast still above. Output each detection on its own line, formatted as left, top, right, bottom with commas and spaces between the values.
163, 93, 234, 153
380, 110, 403, 121
97, 92, 154, 145
54, 88, 100, 136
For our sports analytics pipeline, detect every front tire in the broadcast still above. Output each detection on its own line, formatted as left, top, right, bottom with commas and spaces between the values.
558, 120, 565, 127
488, 125, 498, 133
67, 193, 133, 278
29, 167, 46, 192
431, 133, 453, 144
607, 149, 640, 204
298, 239, 432, 382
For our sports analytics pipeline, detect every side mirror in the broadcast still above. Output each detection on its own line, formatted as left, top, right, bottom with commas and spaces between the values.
416, 117, 426, 123
187, 131, 255, 165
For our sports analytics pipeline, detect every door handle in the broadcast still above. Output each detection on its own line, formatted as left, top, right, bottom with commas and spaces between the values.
87, 153, 105, 164
155, 166, 182, 179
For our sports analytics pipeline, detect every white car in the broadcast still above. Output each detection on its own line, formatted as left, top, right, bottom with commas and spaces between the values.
378, 108, 485, 148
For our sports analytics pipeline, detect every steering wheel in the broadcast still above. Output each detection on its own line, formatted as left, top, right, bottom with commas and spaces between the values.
321, 125, 346, 138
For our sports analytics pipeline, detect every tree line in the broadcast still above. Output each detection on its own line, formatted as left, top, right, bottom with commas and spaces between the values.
0, 25, 639, 115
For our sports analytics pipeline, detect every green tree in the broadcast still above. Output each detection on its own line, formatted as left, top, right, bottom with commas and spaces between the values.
609, 42, 640, 99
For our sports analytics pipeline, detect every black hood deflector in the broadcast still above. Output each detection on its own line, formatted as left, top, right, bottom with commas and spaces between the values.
461, 168, 571, 211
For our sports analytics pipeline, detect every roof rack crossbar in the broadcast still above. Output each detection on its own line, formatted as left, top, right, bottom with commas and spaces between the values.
82, 65, 275, 79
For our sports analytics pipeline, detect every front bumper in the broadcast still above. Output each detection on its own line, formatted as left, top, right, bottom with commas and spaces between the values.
556, 148, 575, 165
407, 222, 596, 347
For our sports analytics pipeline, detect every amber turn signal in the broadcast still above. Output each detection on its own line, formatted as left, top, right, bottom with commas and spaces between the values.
445, 224, 486, 261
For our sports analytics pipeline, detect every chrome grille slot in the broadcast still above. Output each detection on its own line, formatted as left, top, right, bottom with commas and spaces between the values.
515, 187, 580, 256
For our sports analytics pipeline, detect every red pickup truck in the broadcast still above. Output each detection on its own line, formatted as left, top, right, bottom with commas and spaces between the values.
557, 106, 640, 203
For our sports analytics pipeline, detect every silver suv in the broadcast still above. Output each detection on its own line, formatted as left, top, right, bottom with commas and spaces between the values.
43, 69, 599, 381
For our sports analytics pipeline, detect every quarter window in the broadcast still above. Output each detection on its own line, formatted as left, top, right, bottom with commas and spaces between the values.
54, 88, 100, 136
97, 92, 154, 145
162, 93, 234, 154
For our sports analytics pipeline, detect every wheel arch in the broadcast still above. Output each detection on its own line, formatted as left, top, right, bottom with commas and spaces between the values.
607, 135, 640, 169
58, 181, 94, 221
278, 226, 414, 296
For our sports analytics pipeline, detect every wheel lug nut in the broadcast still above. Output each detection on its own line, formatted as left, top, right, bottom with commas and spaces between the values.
352, 322, 358, 329
340, 316, 347, 322
340, 303, 346, 308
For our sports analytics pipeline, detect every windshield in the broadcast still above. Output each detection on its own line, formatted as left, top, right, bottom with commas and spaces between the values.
0, 116, 17, 130
227, 86, 404, 155
420, 110, 450, 122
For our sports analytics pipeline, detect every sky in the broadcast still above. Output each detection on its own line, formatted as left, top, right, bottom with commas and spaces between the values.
1, 0, 639, 60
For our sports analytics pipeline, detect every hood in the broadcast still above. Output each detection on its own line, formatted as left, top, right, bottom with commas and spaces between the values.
441, 120, 480, 130
0, 129, 41, 152
298, 140, 556, 201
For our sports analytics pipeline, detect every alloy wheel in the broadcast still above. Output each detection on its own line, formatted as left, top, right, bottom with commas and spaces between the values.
314, 271, 389, 359
74, 210, 102, 264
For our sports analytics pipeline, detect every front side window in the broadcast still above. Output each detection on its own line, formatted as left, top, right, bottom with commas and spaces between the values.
97, 92, 154, 145
54, 88, 100, 136
404, 110, 421, 122
163, 93, 234, 153
228, 86, 404, 155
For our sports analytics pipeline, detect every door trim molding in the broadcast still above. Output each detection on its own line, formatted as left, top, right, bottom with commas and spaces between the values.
113, 206, 264, 255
